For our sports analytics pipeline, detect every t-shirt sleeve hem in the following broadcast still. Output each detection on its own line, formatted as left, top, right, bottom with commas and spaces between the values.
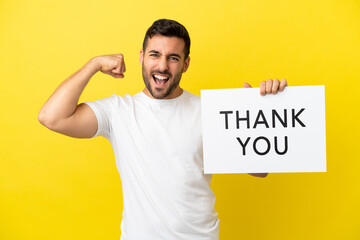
83, 102, 109, 139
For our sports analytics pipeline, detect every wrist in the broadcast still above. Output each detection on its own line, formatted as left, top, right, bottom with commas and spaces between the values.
87, 57, 102, 73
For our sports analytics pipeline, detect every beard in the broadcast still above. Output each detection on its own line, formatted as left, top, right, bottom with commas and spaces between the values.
142, 64, 183, 99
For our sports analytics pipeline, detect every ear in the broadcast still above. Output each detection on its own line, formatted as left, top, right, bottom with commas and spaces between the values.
139, 49, 144, 65
182, 56, 190, 73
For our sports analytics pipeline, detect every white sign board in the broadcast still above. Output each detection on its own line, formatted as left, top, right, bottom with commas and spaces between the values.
201, 86, 326, 174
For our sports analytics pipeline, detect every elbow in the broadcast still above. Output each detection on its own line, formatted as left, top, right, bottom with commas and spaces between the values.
38, 108, 48, 126
38, 109, 57, 130
258, 173, 268, 178
38, 110, 46, 126
248, 173, 268, 178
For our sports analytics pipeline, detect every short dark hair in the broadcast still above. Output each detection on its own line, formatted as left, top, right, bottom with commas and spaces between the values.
142, 19, 191, 60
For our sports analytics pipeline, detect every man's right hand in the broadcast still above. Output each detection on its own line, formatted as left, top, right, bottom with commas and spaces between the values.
94, 54, 126, 79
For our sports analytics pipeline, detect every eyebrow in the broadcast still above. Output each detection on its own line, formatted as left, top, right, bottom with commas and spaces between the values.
148, 50, 182, 59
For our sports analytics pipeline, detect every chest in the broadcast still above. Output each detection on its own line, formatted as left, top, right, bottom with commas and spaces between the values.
112, 101, 203, 159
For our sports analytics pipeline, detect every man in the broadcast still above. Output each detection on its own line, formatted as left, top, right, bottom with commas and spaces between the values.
39, 19, 287, 240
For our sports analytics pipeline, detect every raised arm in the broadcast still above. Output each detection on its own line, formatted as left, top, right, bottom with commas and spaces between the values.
38, 54, 126, 138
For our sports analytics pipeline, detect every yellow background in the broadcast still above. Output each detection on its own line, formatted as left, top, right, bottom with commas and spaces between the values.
1, 0, 359, 239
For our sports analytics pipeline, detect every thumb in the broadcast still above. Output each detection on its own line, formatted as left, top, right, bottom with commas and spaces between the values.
243, 82, 252, 88
111, 64, 121, 74
111, 59, 124, 74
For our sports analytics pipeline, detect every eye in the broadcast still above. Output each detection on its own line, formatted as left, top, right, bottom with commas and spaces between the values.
150, 53, 159, 57
169, 56, 180, 61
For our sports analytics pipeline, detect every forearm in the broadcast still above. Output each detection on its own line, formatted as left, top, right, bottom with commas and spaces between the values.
38, 58, 100, 127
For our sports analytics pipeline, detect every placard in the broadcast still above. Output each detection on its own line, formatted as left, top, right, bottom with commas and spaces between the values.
201, 86, 326, 173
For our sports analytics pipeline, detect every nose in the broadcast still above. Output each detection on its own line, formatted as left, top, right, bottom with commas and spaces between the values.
158, 56, 169, 72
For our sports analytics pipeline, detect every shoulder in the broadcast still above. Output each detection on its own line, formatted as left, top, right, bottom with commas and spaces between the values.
182, 90, 201, 110
103, 93, 137, 104
183, 90, 200, 103
84, 94, 136, 112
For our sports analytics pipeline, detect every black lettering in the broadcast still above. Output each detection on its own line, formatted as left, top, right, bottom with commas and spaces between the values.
253, 110, 269, 128
292, 108, 306, 127
236, 137, 251, 155
236, 110, 250, 129
274, 136, 288, 155
253, 136, 271, 155
272, 109, 287, 128
220, 111, 233, 129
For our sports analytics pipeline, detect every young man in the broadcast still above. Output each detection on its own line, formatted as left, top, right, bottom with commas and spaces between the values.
39, 19, 287, 240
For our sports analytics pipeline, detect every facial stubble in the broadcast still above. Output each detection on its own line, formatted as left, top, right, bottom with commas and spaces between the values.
142, 64, 183, 99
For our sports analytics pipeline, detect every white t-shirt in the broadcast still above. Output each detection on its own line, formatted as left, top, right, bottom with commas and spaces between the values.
85, 90, 219, 240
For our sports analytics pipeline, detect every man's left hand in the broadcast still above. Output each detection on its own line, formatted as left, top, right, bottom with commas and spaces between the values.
243, 79, 287, 96
242, 78, 287, 178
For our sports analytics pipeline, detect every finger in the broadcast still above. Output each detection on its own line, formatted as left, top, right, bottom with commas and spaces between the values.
272, 79, 280, 94
112, 59, 124, 74
113, 54, 125, 73
243, 82, 252, 88
266, 79, 273, 94
112, 73, 124, 78
121, 60, 126, 73
279, 78, 288, 91
260, 81, 266, 96
112, 65, 121, 74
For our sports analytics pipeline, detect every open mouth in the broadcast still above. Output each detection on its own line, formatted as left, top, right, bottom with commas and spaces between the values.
153, 74, 170, 87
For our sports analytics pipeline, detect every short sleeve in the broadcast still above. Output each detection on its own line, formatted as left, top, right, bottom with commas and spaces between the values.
84, 95, 117, 139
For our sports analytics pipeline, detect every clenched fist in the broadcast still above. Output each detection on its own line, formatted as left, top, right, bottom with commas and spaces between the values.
93, 54, 126, 78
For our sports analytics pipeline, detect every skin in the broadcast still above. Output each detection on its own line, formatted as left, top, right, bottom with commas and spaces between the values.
37, 54, 126, 138
38, 35, 287, 178
140, 35, 190, 99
